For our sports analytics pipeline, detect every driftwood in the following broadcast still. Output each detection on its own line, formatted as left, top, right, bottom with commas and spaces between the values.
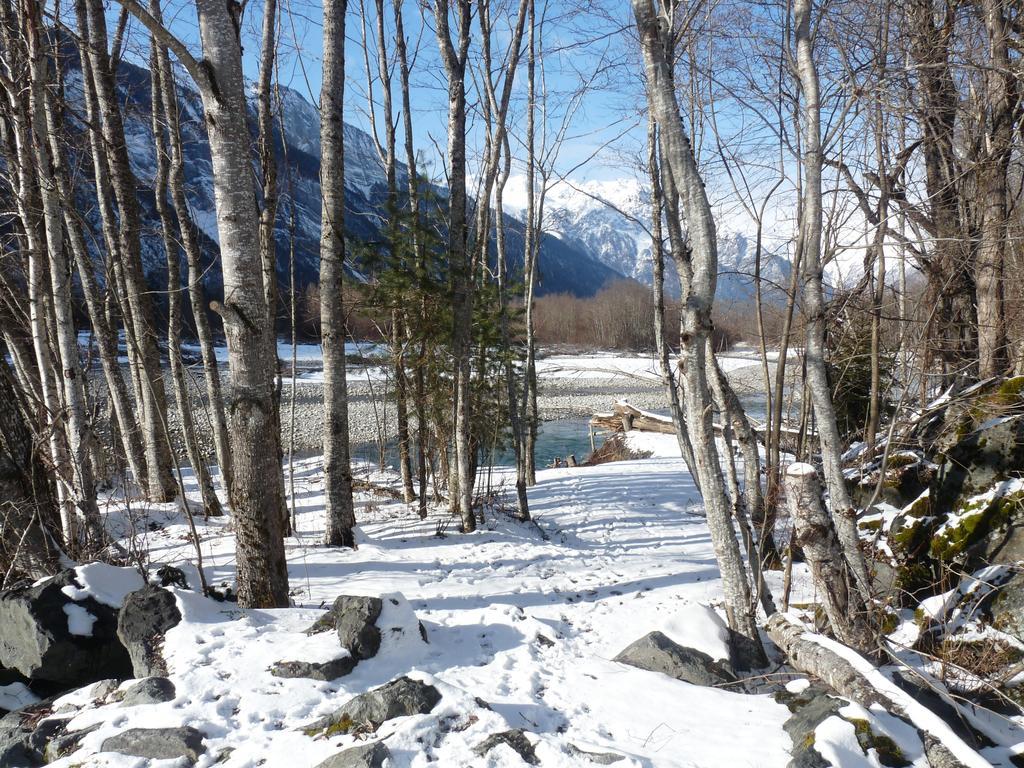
767, 613, 987, 768
591, 402, 805, 454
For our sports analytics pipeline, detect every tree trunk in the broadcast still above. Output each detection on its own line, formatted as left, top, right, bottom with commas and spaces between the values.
783, 463, 872, 650
151, 8, 233, 492
321, 0, 356, 548
150, 36, 222, 519
648, 116, 700, 486
193, 0, 290, 606
793, 0, 872, 601
79, 0, 176, 502
634, 0, 763, 658
434, 0, 474, 532
26, 4, 101, 545
393, 0, 429, 516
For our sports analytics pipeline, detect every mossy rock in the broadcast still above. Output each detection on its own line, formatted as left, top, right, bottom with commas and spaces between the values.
931, 415, 1024, 519
991, 572, 1024, 644
848, 718, 910, 767
930, 489, 1024, 564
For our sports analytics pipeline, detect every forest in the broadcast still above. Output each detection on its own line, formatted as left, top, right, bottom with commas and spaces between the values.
0, 0, 1022, 765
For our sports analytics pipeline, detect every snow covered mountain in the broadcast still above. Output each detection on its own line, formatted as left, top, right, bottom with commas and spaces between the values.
67, 48, 623, 308
506, 177, 793, 304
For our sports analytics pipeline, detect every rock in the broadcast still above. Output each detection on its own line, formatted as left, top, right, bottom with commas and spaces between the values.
929, 414, 1024, 561
0, 571, 132, 687
332, 596, 383, 660
116, 585, 181, 678
567, 743, 624, 764
847, 451, 935, 511
88, 679, 120, 701
0, 698, 65, 768
100, 726, 205, 763
119, 677, 176, 706
992, 573, 1024, 644
472, 729, 539, 765
315, 741, 390, 768
728, 627, 767, 671
775, 683, 844, 768
302, 676, 441, 736
613, 631, 738, 687
42, 723, 99, 763
271, 657, 356, 681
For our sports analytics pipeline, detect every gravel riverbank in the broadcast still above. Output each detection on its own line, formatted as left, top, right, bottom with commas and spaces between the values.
96, 353, 793, 464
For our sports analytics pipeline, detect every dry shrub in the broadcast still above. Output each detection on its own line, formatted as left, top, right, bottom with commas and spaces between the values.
583, 433, 652, 465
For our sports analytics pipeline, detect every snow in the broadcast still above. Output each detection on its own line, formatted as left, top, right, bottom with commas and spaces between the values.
799, 624, 995, 768
0, 682, 39, 712
63, 603, 97, 637
46, 453, 811, 768
61, 562, 146, 608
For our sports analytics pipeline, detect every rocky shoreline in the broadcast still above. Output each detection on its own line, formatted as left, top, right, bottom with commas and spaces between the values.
99, 357, 782, 465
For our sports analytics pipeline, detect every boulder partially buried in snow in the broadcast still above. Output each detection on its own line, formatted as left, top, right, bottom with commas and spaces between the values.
271, 657, 356, 681
613, 631, 738, 687
291, 593, 427, 680
315, 741, 391, 768
116, 584, 182, 678
302, 676, 441, 736
0, 571, 132, 687
473, 730, 539, 765
100, 726, 205, 763
118, 676, 176, 707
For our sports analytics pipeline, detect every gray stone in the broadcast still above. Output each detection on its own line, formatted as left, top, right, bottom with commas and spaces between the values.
992, 573, 1024, 644
101, 726, 205, 763
567, 743, 624, 764
315, 741, 390, 768
332, 596, 383, 660
88, 679, 120, 701
271, 657, 356, 681
119, 677, 177, 706
776, 683, 844, 768
116, 585, 181, 678
0, 571, 132, 687
473, 729, 539, 765
42, 723, 99, 763
0, 699, 67, 768
303, 676, 441, 735
613, 632, 738, 687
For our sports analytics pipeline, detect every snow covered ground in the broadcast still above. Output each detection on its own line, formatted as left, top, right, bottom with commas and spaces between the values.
47, 441, 826, 768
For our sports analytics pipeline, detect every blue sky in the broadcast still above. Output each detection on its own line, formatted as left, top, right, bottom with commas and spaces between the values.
104, 0, 648, 184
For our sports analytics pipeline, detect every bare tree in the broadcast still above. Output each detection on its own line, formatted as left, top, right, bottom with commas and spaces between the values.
321, 0, 357, 547
634, 0, 764, 656
433, 0, 474, 531
792, 0, 872, 601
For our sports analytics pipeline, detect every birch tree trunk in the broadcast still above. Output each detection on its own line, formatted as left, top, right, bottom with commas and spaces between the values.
25, 3, 101, 545
1, 33, 75, 546
150, 39, 222, 518
393, 0, 430, 515
150, 1, 233, 492
434, 0, 475, 531
79, 0, 176, 502
152, 0, 293, 606
792, 0, 872, 601
783, 463, 872, 650
634, 0, 763, 656
648, 117, 699, 486
321, 0, 356, 547
42, 77, 146, 492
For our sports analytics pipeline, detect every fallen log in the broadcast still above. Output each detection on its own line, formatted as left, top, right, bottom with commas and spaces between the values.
589, 401, 807, 454
766, 613, 991, 768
